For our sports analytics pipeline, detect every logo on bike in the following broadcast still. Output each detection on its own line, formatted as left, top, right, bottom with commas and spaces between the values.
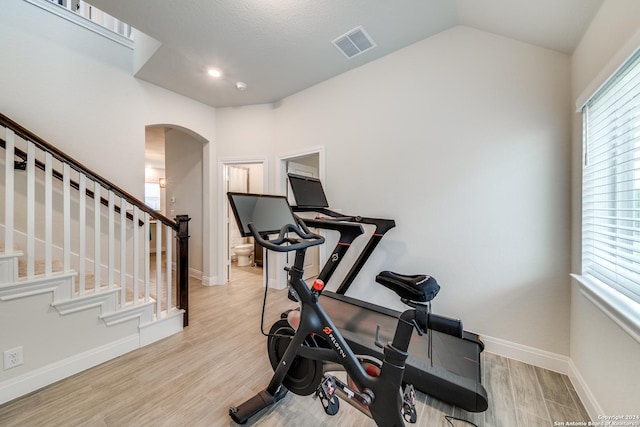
331, 253, 339, 262
323, 326, 346, 358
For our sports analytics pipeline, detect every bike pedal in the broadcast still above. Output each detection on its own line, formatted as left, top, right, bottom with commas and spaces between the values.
315, 376, 340, 416
402, 384, 417, 423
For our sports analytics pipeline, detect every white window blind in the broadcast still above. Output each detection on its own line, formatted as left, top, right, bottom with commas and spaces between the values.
582, 49, 640, 304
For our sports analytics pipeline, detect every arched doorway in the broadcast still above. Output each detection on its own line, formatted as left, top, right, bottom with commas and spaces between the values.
145, 125, 208, 283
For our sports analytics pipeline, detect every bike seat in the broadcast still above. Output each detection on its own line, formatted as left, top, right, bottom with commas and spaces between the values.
375, 271, 440, 303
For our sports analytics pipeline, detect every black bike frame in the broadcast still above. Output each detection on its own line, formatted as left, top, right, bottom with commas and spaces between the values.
302, 217, 364, 284
267, 247, 421, 426
292, 206, 396, 294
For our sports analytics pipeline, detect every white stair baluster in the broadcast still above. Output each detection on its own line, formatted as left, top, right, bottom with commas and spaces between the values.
166, 225, 172, 312
63, 163, 71, 272
120, 197, 126, 307
144, 213, 150, 303
108, 190, 114, 289
94, 182, 101, 291
26, 141, 35, 277
4, 129, 14, 252
133, 206, 139, 304
93, 7, 103, 27
45, 152, 53, 275
79, 173, 86, 294
77, 0, 88, 19
156, 219, 162, 316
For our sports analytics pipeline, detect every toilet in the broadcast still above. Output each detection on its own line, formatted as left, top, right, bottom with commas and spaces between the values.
234, 243, 254, 267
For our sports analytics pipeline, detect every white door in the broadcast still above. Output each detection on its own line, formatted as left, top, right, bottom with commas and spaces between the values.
287, 161, 320, 280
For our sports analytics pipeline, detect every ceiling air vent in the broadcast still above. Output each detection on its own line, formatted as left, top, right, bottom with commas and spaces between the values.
332, 26, 376, 59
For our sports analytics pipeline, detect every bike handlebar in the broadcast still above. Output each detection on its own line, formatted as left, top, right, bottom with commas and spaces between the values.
248, 220, 325, 252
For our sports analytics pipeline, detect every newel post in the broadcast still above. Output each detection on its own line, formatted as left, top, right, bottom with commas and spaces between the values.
175, 214, 191, 327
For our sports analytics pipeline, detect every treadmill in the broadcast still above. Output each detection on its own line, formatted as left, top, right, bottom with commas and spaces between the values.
287, 173, 488, 413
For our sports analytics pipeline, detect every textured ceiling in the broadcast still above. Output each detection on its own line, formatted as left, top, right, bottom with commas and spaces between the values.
86, 0, 603, 108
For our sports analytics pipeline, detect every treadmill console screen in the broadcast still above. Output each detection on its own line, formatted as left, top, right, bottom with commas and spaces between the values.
227, 192, 298, 237
288, 173, 329, 208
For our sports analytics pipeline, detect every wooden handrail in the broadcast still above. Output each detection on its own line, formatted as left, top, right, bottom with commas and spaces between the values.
0, 136, 145, 226
0, 113, 176, 230
1, 112, 190, 325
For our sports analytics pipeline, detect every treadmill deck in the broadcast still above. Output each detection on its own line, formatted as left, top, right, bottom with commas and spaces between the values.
319, 292, 488, 412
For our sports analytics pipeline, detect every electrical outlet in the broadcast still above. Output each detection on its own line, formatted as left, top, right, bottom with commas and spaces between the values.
3, 347, 23, 370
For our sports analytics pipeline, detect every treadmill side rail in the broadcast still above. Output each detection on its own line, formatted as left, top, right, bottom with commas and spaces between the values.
319, 292, 489, 412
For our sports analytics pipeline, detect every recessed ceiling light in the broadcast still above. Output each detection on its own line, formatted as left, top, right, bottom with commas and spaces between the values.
208, 68, 222, 78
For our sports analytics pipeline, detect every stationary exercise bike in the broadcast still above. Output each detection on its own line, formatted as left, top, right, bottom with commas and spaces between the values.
227, 193, 440, 426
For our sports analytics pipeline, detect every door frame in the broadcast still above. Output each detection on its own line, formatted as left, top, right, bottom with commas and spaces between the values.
217, 156, 268, 285
276, 146, 326, 288
277, 146, 326, 195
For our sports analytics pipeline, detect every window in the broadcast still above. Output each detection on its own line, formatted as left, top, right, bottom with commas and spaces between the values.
144, 182, 161, 211
582, 49, 640, 304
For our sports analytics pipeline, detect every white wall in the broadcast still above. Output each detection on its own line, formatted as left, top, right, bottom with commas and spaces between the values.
0, 0, 216, 199
215, 104, 274, 284
217, 26, 573, 357
570, 0, 640, 417
216, 104, 276, 160
0, 0, 217, 281
0, 0, 218, 389
165, 129, 204, 275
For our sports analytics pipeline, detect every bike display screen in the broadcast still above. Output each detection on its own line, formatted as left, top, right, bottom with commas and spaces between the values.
288, 173, 329, 208
228, 192, 298, 237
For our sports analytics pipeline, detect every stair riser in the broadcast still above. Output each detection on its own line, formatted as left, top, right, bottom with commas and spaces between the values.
0, 252, 21, 285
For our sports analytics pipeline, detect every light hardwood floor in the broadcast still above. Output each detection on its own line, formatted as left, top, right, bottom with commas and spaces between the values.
0, 264, 590, 426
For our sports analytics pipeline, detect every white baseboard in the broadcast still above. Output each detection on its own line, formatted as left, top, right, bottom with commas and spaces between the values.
0, 335, 139, 405
482, 335, 604, 421
201, 275, 221, 286
266, 278, 287, 290
481, 334, 570, 374
139, 309, 185, 346
170, 262, 206, 283
568, 359, 602, 421
0, 314, 185, 406
189, 267, 202, 280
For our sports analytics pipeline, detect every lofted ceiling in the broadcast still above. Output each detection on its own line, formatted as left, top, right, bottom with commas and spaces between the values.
86, 0, 603, 108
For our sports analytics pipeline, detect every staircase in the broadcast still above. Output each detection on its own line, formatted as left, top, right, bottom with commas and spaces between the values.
0, 113, 190, 405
